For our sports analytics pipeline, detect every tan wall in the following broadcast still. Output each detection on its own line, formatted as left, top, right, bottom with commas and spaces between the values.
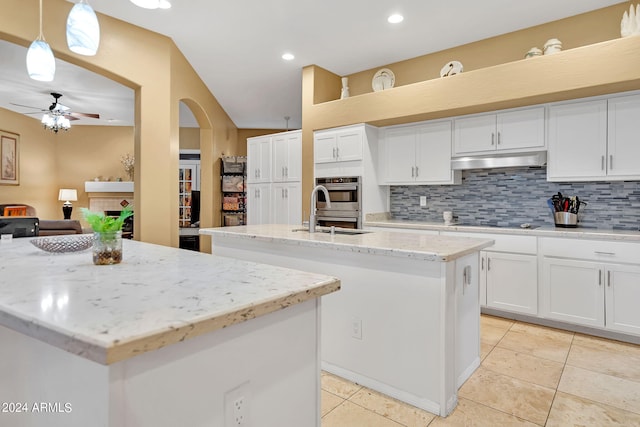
1, 0, 241, 247
0, 109, 58, 219
179, 128, 201, 150
236, 129, 288, 157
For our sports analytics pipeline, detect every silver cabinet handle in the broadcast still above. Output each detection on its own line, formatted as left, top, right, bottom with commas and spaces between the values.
610, 155, 613, 170
599, 269, 602, 286
332, 147, 336, 159
487, 257, 491, 271
411, 166, 415, 177
607, 270, 611, 287
601, 155, 605, 171
415, 166, 419, 177
595, 251, 616, 256
285, 188, 288, 198
491, 133, 495, 145
497, 132, 501, 145
336, 147, 340, 158
481, 257, 485, 271
282, 166, 285, 177
281, 188, 284, 198
285, 166, 288, 177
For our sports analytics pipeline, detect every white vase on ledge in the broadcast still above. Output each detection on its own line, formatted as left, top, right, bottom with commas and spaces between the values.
340, 77, 349, 99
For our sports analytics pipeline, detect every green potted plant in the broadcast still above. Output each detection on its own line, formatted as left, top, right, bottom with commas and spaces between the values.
81, 207, 133, 265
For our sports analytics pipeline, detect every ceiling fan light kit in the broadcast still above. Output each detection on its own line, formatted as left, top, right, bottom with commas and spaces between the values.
27, 0, 55, 82
66, 0, 100, 56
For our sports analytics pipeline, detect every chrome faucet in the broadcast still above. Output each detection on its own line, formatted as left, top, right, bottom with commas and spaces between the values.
309, 185, 331, 233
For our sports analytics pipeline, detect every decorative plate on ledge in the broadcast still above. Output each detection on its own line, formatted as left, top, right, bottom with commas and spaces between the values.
372, 68, 395, 91
440, 61, 463, 77
31, 235, 93, 253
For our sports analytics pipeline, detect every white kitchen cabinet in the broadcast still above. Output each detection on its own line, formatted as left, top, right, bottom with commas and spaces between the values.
547, 99, 607, 181
606, 93, 640, 179
272, 131, 302, 182
246, 136, 272, 183
442, 231, 538, 316
379, 120, 461, 185
314, 126, 363, 164
272, 182, 301, 225
247, 130, 302, 224
540, 237, 640, 335
453, 107, 545, 156
246, 183, 271, 225
541, 258, 604, 327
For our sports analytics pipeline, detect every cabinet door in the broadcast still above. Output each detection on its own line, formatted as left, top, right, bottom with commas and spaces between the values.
453, 114, 496, 155
547, 100, 607, 181
336, 129, 363, 162
415, 121, 455, 184
272, 182, 301, 225
246, 183, 271, 225
314, 132, 337, 164
541, 258, 604, 327
247, 137, 271, 183
486, 252, 537, 315
496, 107, 545, 151
605, 264, 640, 335
380, 126, 417, 183
607, 94, 640, 179
272, 132, 302, 182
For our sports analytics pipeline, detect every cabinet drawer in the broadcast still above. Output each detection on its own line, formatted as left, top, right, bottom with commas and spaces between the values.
540, 237, 640, 264
441, 232, 536, 254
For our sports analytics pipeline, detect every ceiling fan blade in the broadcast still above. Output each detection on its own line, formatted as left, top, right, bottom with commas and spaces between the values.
10, 102, 46, 111
64, 115, 81, 121
69, 112, 100, 119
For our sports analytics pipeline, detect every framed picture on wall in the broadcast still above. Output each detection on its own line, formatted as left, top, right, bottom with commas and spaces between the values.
0, 130, 19, 185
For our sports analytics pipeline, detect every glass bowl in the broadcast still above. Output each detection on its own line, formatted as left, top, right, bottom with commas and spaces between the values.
30, 234, 93, 253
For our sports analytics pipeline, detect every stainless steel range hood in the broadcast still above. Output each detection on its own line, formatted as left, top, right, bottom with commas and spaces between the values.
451, 151, 547, 170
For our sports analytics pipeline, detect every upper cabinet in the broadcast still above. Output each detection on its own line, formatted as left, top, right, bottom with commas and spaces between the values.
379, 120, 461, 185
548, 93, 640, 181
272, 131, 302, 182
246, 136, 272, 183
314, 127, 364, 164
453, 106, 545, 156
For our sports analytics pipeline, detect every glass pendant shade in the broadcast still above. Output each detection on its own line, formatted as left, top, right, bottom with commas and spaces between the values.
26, 40, 55, 82
66, 1, 100, 56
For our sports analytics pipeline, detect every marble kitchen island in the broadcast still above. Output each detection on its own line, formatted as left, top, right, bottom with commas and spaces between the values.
201, 224, 494, 416
0, 238, 339, 427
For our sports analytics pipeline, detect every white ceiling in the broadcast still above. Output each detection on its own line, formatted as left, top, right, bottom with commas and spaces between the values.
0, 0, 624, 130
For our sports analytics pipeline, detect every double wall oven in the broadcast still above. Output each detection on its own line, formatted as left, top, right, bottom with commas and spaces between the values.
315, 176, 362, 229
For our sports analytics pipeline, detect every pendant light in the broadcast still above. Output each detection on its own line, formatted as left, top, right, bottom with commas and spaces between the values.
66, 0, 100, 56
130, 0, 171, 9
26, 0, 55, 82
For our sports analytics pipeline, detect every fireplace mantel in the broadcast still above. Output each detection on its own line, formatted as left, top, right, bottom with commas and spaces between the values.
85, 181, 134, 193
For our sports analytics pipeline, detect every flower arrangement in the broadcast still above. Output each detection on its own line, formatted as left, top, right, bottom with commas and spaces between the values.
121, 153, 134, 181
81, 206, 133, 233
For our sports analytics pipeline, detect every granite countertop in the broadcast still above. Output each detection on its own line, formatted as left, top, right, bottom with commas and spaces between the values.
0, 238, 340, 365
201, 224, 494, 262
364, 219, 640, 242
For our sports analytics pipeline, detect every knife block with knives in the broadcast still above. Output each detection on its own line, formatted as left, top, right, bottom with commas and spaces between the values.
548, 192, 585, 228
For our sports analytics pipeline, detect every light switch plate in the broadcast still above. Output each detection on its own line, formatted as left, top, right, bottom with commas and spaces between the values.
419, 196, 427, 207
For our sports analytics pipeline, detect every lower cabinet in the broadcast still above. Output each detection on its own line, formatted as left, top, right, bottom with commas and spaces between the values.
272, 182, 301, 225
541, 257, 640, 334
246, 183, 271, 225
481, 251, 538, 315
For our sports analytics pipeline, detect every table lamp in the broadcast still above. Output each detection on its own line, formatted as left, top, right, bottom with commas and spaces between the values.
58, 189, 78, 220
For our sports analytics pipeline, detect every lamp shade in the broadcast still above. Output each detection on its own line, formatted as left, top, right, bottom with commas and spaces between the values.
58, 189, 78, 202
26, 39, 55, 82
66, 0, 100, 56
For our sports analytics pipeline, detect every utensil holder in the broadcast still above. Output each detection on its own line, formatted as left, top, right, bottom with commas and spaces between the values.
554, 212, 578, 228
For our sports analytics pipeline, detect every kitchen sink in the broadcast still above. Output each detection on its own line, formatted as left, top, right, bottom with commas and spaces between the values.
291, 227, 371, 235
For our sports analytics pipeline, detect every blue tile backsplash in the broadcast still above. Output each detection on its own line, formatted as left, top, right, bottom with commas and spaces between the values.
390, 167, 640, 230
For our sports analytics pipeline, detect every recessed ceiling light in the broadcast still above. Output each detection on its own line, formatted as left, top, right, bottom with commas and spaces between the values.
387, 14, 404, 24
282, 53, 295, 61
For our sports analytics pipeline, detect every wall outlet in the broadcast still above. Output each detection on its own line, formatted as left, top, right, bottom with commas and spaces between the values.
225, 381, 250, 426
351, 318, 362, 340
419, 196, 427, 207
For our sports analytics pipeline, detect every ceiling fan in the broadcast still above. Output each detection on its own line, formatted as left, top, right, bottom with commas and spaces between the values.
10, 92, 100, 133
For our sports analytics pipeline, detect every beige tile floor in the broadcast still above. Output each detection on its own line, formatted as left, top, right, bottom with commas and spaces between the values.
321, 314, 640, 426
